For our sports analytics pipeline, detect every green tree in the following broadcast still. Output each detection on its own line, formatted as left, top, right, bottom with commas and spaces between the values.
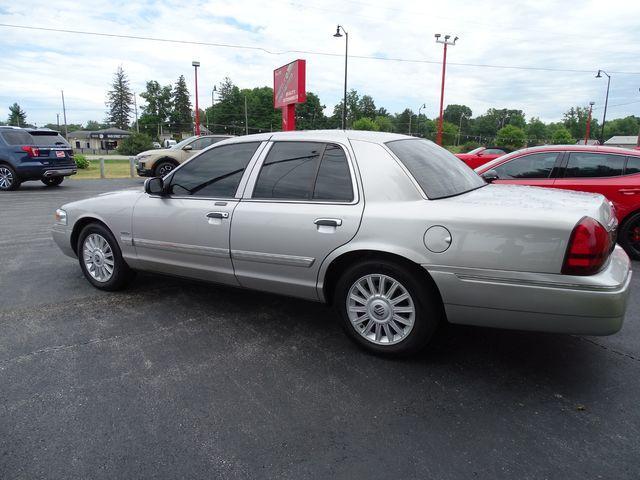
116, 133, 153, 155
495, 125, 526, 149
563, 106, 598, 140
526, 117, 548, 145
352, 117, 379, 131
443, 104, 472, 136
358, 95, 377, 119
441, 121, 459, 146
85, 120, 105, 130
374, 115, 394, 132
106, 66, 133, 129
394, 108, 413, 134
170, 75, 192, 133
295, 92, 327, 130
551, 126, 574, 144
7, 103, 27, 127
603, 116, 640, 139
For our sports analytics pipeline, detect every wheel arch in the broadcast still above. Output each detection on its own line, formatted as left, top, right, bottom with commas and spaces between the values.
320, 249, 443, 307
153, 156, 179, 172
70, 216, 112, 255
619, 208, 640, 229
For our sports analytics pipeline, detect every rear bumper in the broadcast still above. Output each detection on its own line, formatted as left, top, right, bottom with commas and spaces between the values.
425, 245, 632, 335
44, 168, 77, 177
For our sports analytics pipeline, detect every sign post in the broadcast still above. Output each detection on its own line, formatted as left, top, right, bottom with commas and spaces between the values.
274, 60, 306, 131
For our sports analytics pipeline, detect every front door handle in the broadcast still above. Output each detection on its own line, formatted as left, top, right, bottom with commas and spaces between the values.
206, 211, 229, 219
314, 218, 342, 227
619, 188, 640, 195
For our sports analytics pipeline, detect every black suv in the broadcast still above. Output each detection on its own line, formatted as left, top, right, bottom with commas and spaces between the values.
0, 127, 77, 191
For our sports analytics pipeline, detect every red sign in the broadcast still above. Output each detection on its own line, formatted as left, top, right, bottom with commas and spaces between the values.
274, 60, 306, 109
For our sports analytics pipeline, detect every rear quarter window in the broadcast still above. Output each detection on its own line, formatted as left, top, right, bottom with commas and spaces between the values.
625, 156, 640, 175
1, 130, 33, 145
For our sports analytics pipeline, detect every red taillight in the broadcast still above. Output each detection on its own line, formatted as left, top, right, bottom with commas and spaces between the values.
562, 217, 611, 276
21, 146, 40, 157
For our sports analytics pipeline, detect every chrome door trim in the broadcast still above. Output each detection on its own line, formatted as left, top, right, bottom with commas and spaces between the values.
231, 249, 315, 267
240, 140, 361, 205
135, 238, 229, 258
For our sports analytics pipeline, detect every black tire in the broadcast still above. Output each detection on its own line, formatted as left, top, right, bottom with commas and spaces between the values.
77, 223, 135, 291
0, 164, 21, 191
42, 176, 64, 187
619, 212, 640, 260
153, 160, 177, 177
334, 259, 442, 356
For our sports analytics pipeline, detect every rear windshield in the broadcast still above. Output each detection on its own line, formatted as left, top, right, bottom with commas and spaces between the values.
386, 139, 486, 199
28, 131, 70, 147
1, 130, 33, 145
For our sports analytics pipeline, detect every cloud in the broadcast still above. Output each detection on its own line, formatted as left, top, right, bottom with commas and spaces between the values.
0, 0, 639, 126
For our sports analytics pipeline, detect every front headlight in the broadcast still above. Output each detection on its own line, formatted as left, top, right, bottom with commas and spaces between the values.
54, 208, 67, 225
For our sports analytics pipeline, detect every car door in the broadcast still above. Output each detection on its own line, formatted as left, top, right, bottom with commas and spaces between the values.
552, 151, 629, 217
230, 141, 364, 300
491, 151, 562, 187
131, 141, 264, 284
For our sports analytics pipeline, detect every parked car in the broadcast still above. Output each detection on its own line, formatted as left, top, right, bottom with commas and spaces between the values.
52, 131, 631, 356
476, 145, 640, 259
152, 142, 161, 149
136, 135, 232, 177
163, 139, 177, 148
456, 146, 511, 169
0, 126, 76, 191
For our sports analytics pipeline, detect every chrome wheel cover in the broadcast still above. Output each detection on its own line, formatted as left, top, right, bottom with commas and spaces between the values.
158, 163, 174, 176
347, 274, 415, 345
82, 233, 115, 282
0, 167, 14, 189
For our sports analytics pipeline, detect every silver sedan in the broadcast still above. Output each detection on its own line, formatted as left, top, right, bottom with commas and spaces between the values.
52, 131, 632, 356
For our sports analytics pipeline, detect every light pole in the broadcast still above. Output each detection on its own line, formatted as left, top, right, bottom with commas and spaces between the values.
457, 112, 468, 145
585, 101, 595, 145
596, 69, 611, 144
637, 88, 640, 148
411, 103, 425, 136
333, 25, 348, 130
210, 85, 217, 133
192, 60, 201, 135
434, 34, 458, 146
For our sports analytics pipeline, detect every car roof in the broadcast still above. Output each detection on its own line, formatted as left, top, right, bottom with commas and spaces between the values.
215, 129, 412, 146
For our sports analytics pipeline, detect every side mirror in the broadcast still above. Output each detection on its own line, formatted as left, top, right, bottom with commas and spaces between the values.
182, 145, 193, 151
144, 177, 165, 195
481, 169, 499, 183
476, 151, 484, 156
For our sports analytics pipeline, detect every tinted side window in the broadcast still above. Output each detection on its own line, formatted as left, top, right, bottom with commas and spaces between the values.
565, 153, 624, 178
494, 152, 559, 179
1, 130, 33, 145
169, 142, 260, 197
483, 149, 506, 155
253, 142, 323, 200
28, 132, 69, 147
625, 156, 640, 175
313, 145, 353, 201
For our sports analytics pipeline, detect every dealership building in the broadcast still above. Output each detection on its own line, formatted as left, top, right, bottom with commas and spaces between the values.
67, 128, 132, 152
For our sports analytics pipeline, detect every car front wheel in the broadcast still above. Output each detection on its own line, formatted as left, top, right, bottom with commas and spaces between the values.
619, 211, 640, 260
42, 177, 64, 187
154, 160, 176, 177
77, 223, 135, 291
334, 259, 442, 356
0, 165, 20, 191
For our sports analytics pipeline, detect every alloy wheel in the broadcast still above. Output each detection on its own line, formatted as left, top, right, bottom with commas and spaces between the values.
82, 233, 115, 282
0, 167, 14, 189
347, 274, 415, 345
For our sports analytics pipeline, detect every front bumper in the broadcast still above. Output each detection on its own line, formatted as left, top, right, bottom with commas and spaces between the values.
136, 166, 154, 177
52, 224, 76, 259
426, 245, 632, 336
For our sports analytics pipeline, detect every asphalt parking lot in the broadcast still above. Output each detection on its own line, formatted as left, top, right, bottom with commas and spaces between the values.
1, 179, 639, 479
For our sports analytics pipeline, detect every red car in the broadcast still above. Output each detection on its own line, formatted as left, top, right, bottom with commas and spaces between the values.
476, 145, 640, 259
455, 146, 511, 169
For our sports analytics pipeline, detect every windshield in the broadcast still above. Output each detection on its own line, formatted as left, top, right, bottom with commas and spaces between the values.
467, 147, 484, 154
28, 131, 70, 147
386, 139, 486, 199
172, 137, 196, 149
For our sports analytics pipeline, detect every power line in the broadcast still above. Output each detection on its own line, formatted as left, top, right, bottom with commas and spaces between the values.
2, 23, 640, 76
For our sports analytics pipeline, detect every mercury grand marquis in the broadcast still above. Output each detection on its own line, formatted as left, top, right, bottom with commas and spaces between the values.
52, 131, 632, 355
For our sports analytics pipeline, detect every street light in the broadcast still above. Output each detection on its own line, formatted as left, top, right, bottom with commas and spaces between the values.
596, 69, 611, 144
435, 33, 458, 146
192, 60, 201, 135
585, 101, 595, 145
333, 25, 348, 130
210, 85, 217, 133
457, 111, 468, 145
410, 103, 426, 136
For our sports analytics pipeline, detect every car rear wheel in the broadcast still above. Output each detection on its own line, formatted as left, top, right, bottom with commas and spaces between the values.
154, 160, 176, 177
619, 212, 640, 260
42, 177, 64, 187
334, 259, 442, 356
0, 165, 20, 191
77, 223, 135, 291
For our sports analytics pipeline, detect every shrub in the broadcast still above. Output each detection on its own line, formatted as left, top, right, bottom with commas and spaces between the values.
495, 125, 526, 150
74, 154, 90, 169
117, 133, 153, 155
352, 117, 379, 131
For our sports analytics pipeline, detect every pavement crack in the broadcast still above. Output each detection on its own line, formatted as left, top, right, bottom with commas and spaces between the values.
576, 336, 640, 363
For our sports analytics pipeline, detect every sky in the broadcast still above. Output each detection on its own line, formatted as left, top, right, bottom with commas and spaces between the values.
1, 0, 639, 128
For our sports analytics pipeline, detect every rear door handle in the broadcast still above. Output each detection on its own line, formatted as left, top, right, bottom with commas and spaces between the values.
206, 211, 229, 219
314, 218, 342, 227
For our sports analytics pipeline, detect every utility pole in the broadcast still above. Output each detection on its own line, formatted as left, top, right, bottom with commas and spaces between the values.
457, 112, 468, 146
192, 60, 201, 135
244, 95, 249, 135
596, 70, 611, 144
56, 113, 60, 130
61, 90, 68, 139
133, 92, 139, 133
585, 101, 594, 145
435, 34, 458, 146
211, 86, 217, 133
